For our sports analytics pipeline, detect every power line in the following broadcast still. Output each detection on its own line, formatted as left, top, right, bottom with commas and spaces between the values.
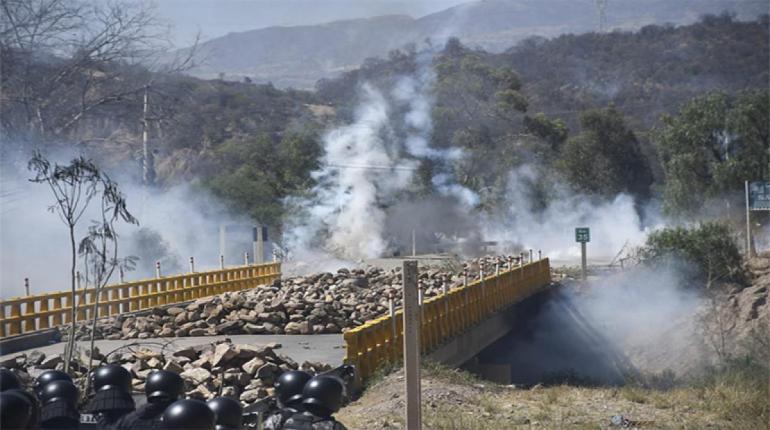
322, 163, 419, 171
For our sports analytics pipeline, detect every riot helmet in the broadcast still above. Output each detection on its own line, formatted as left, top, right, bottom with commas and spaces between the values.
35, 370, 72, 397
274, 370, 311, 408
40, 379, 78, 406
301, 375, 344, 417
206, 396, 243, 430
92, 364, 132, 393
0, 390, 32, 429
0, 368, 22, 392
161, 399, 215, 430
145, 370, 184, 403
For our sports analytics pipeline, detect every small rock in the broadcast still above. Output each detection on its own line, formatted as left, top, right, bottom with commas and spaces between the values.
180, 368, 211, 385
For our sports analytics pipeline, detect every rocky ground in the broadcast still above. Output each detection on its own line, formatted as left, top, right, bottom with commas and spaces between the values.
64, 256, 524, 341
1, 338, 332, 407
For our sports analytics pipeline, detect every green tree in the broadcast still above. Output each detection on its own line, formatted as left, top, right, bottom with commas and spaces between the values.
523, 113, 568, 151
203, 130, 321, 228
558, 107, 652, 199
655, 90, 770, 216
639, 222, 743, 285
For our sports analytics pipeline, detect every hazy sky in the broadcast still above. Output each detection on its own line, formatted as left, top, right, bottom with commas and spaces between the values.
154, 0, 470, 47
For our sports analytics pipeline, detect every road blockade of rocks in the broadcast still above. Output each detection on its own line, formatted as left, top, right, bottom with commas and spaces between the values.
61, 256, 523, 341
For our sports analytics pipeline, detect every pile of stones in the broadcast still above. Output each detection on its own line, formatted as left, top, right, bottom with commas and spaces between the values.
0, 339, 331, 406
63, 256, 527, 341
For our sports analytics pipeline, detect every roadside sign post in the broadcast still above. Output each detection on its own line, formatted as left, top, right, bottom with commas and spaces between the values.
746, 181, 770, 257
575, 227, 590, 281
402, 260, 421, 430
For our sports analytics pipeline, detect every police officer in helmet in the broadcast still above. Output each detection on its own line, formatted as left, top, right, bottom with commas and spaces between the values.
2, 368, 40, 429
0, 368, 22, 392
0, 389, 33, 430
39, 379, 80, 430
35, 370, 73, 397
161, 399, 216, 430
281, 375, 347, 430
85, 364, 135, 426
114, 369, 184, 430
263, 370, 311, 430
206, 396, 243, 430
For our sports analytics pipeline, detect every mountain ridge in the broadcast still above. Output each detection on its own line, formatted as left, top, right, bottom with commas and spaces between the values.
178, 0, 767, 88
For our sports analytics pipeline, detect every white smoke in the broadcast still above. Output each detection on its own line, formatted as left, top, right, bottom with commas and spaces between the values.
285, 60, 478, 263
0, 158, 258, 299
484, 165, 657, 263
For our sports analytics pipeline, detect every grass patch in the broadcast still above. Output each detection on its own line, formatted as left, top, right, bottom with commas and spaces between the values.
422, 360, 484, 387
620, 386, 649, 404
691, 357, 769, 428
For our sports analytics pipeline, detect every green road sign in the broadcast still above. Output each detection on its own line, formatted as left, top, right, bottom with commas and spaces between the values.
749, 181, 770, 211
575, 227, 590, 243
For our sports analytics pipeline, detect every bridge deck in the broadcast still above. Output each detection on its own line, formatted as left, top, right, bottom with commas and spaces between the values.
0, 334, 346, 367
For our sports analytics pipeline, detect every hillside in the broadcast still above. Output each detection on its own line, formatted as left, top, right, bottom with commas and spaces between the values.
179, 0, 768, 88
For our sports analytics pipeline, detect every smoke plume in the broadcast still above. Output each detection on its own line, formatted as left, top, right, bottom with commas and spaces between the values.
0, 155, 260, 299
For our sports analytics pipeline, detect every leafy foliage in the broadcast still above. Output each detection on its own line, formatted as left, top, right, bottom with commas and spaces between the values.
201, 129, 321, 227
638, 223, 744, 285
558, 107, 653, 200
655, 90, 770, 216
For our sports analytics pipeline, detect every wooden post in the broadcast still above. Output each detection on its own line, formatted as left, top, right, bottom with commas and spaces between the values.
402, 260, 421, 430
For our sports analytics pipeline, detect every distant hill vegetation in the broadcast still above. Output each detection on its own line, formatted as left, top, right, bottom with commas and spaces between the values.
179, 0, 768, 88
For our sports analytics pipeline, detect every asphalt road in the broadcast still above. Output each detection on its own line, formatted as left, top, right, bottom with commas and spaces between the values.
0, 334, 346, 366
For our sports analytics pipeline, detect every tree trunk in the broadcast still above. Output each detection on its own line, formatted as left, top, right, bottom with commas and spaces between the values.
64, 226, 77, 374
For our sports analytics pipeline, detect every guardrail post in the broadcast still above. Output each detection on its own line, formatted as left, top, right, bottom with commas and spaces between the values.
22, 298, 35, 333
9, 302, 21, 335
0, 304, 6, 338
39, 298, 49, 329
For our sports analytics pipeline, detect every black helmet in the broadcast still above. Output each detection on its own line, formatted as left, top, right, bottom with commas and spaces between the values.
0, 390, 32, 429
301, 375, 344, 417
274, 370, 311, 408
40, 379, 79, 406
162, 399, 215, 430
145, 370, 184, 403
206, 397, 243, 430
35, 370, 73, 396
0, 368, 21, 392
92, 364, 132, 393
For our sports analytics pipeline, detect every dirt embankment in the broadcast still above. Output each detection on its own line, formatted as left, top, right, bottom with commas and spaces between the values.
337, 364, 753, 430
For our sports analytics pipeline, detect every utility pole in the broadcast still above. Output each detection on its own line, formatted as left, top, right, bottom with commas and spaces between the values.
595, 0, 608, 32
141, 85, 155, 187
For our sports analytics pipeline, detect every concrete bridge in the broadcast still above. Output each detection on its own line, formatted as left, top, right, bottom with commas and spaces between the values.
0, 259, 553, 382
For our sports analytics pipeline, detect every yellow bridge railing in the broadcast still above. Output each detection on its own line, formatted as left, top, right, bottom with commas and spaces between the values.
343, 259, 551, 381
0, 262, 281, 338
